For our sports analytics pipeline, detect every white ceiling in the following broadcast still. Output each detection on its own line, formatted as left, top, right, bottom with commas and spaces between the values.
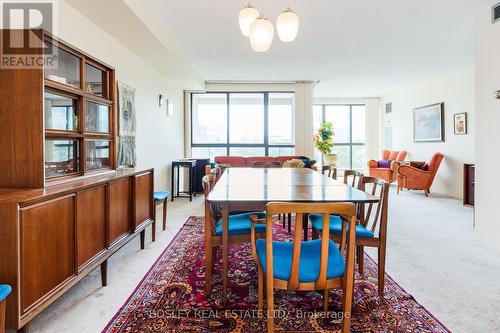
139, 0, 491, 97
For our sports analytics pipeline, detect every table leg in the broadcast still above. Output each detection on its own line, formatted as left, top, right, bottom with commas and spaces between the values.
176, 166, 180, 199
171, 165, 175, 202
189, 166, 193, 202
222, 204, 229, 306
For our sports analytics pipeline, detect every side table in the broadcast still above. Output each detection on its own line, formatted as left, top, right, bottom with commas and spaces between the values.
171, 159, 196, 201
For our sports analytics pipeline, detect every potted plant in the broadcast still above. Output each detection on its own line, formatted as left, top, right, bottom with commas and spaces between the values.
313, 122, 337, 166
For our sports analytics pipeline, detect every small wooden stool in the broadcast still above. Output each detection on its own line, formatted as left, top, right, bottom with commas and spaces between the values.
154, 191, 170, 231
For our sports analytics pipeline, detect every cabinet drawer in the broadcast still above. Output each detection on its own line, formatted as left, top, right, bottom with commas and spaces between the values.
20, 195, 76, 312
109, 178, 132, 245
77, 186, 106, 268
134, 172, 153, 229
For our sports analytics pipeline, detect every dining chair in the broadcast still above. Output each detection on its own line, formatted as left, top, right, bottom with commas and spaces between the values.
343, 169, 364, 188
0, 285, 11, 333
250, 202, 357, 333
310, 176, 389, 295
202, 175, 266, 297
252, 161, 283, 168
321, 165, 337, 180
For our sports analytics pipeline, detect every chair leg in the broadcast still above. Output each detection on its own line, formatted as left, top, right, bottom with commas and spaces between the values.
258, 268, 264, 311
280, 214, 285, 228
378, 244, 387, 296
266, 279, 274, 333
204, 244, 213, 296
341, 285, 353, 333
323, 289, 329, 312
357, 246, 364, 275
162, 201, 168, 231
287, 213, 292, 233
424, 189, 429, 197
397, 186, 400, 194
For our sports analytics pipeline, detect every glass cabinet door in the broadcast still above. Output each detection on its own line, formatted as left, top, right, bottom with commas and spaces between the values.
86, 140, 111, 171
85, 63, 106, 97
44, 44, 81, 88
45, 139, 80, 178
44, 92, 79, 131
85, 102, 110, 133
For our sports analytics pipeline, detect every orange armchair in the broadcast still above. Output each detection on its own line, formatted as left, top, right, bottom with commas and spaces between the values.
368, 150, 408, 182
396, 152, 444, 197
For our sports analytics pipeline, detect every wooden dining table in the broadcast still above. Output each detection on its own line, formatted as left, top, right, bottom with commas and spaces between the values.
206, 167, 379, 302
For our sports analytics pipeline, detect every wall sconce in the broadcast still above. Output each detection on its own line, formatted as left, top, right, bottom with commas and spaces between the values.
495, 90, 500, 99
159, 94, 166, 107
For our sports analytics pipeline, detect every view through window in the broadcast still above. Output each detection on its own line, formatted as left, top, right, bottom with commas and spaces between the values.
191, 92, 295, 159
313, 104, 366, 170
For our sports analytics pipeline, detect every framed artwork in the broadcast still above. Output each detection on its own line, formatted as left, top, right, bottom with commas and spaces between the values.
413, 102, 444, 142
454, 112, 467, 135
117, 82, 137, 166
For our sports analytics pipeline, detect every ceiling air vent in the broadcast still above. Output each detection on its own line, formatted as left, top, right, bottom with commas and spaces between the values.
493, 2, 500, 23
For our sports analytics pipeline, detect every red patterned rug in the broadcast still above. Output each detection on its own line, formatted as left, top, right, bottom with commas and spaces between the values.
103, 216, 451, 333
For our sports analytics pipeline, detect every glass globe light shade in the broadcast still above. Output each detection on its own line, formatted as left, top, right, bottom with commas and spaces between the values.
238, 5, 260, 37
276, 9, 299, 42
249, 17, 274, 52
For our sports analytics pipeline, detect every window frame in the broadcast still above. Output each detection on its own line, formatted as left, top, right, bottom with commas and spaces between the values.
190, 91, 295, 157
314, 103, 366, 170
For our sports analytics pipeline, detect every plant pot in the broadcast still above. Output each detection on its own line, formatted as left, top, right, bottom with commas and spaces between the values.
323, 154, 337, 167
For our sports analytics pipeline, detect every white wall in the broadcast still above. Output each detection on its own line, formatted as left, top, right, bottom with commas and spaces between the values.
475, 6, 500, 250
57, 1, 192, 190
380, 65, 475, 198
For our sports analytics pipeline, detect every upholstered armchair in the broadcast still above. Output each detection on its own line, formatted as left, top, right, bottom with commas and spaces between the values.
368, 150, 407, 182
396, 152, 444, 196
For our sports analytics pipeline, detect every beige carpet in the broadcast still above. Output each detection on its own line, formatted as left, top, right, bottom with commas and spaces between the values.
23, 187, 500, 333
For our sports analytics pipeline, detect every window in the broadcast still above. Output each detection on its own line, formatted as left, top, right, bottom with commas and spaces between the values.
313, 104, 366, 170
191, 92, 295, 159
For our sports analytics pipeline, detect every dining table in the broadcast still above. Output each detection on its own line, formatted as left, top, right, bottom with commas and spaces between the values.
206, 167, 379, 303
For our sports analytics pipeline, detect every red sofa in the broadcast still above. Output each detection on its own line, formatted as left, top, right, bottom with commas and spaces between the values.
214, 156, 316, 169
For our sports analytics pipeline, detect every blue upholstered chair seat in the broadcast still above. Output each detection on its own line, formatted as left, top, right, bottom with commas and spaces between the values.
309, 213, 375, 238
0, 284, 12, 302
215, 212, 266, 236
154, 191, 170, 201
255, 239, 345, 282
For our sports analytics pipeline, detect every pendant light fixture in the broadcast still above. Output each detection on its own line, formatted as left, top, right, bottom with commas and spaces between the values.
276, 8, 299, 42
239, 5, 298, 52
249, 16, 274, 52
238, 4, 260, 37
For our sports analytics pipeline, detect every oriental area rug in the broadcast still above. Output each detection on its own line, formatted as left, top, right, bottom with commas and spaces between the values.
103, 216, 451, 333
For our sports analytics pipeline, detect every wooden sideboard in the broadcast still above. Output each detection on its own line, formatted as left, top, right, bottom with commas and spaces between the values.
0, 168, 154, 332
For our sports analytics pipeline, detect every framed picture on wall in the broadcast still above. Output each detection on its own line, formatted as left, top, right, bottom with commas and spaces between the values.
453, 112, 467, 135
413, 102, 445, 142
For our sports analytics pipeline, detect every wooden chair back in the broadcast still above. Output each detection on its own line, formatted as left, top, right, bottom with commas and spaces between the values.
210, 167, 222, 182
205, 164, 212, 176
358, 176, 389, 237
321, 165, 337, 179
202, 175, 217, 235
252, 161, 282, 168
256, 202, 357, 290
343, 170, 364, 188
